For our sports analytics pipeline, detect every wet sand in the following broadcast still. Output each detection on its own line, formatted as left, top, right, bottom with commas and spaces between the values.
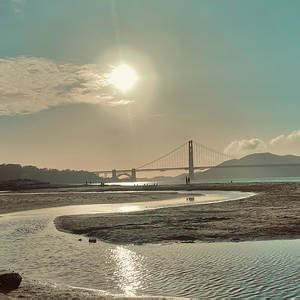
55, 183, 300, 244
0, 190, 183, 215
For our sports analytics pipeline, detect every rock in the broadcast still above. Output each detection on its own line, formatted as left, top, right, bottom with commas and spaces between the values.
0, 272, 22, 291
134, 240, 143, 245
88, 237, 96, 243
231, 237, 240, 242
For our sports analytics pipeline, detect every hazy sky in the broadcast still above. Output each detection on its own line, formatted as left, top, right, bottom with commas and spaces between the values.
1, 0, 300, 171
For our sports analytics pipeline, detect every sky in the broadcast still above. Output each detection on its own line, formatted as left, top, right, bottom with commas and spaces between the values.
1, 0, 300, 171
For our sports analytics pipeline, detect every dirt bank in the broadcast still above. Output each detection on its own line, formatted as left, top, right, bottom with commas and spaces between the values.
55, 183, 300, 244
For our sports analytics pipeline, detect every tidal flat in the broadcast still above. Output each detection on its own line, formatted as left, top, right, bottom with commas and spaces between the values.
1, 183, 299, 298
0, 189, 183, 215
55, 183, 300, 244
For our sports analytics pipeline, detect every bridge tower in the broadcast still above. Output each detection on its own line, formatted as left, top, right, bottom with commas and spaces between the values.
112, 169, 117, 181
188, 140, 194, 180
131, 168, 136, 181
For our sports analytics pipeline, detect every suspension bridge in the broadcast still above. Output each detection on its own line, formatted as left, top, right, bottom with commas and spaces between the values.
94, 139, 300, 181
94, 140, 234, 181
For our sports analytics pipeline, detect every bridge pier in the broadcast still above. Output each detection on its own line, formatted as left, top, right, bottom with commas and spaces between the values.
111, 168, 136, 182
131, 168, 136, 181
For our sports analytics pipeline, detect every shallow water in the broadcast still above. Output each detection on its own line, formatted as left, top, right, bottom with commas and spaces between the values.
103, 176, 300, 186
0, 191, 299, 298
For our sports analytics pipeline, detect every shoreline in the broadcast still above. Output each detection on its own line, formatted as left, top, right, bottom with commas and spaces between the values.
54, 182, 300, 245
0, 190, 184, 215
1, 276, 182, 299
0, 181, 290, 215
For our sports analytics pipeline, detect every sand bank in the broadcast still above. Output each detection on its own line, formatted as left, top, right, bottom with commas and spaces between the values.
55, 183, 300, 244
0, 190, 183, 215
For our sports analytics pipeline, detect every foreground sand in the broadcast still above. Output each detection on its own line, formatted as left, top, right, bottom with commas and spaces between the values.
55, 183, 300, 244
0, 276, 181, 300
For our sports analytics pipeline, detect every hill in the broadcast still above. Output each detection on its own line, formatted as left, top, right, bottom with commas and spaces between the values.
0, 164, 100, 185
195, 152, 300, 180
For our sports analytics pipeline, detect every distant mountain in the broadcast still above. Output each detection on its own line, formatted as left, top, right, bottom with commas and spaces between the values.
0, 164, 100, 184
194, 152, 300, 180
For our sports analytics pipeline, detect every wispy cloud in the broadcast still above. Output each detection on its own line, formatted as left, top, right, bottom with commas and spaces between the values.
225, 129, 300, 157
224, 138, 266, 156
270, 130, 300, 146
0, 56, 133, 115
269, 134, 286, 146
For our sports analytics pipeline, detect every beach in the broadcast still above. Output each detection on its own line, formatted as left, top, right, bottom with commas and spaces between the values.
1, 182, 299, 299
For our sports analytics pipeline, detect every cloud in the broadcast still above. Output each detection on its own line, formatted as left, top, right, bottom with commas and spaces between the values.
269, 134, 285, 146
286, 130, 300, 142
270, 130, 300, 146
224, 138, 266, 156
225, 129, 300, 158
0, 56, 133, 115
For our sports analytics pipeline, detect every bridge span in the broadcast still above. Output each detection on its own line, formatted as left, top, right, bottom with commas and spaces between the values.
94, 139, 300, 181
94, 140, 232, 181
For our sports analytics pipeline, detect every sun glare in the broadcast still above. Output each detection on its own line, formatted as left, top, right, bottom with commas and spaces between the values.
108, 64, 138, 92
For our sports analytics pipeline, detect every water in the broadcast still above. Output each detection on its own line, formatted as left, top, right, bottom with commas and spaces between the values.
102, 176, 300, 186
193, 176, 300, 184
0, 191, 299, 298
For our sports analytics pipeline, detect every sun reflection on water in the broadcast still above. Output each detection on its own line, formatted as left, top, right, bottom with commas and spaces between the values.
112, 246, 144, 296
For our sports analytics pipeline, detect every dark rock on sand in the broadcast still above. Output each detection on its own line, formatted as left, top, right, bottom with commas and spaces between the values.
0, 272, 22, 291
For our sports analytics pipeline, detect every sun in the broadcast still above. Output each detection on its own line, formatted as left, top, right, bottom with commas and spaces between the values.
107, 64, 138, 92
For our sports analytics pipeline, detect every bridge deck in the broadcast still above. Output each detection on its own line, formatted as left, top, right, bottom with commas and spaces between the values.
94, 163, 300, 174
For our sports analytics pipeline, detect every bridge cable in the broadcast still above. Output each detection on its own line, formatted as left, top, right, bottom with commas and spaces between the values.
136, 141, 188, 169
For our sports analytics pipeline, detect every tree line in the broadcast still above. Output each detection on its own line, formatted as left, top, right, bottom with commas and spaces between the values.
0, 164, 100, 184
